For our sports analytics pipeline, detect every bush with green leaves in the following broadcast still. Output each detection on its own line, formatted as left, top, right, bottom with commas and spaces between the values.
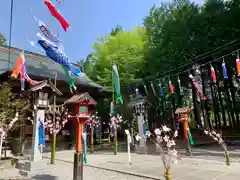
0, 82, 29, 125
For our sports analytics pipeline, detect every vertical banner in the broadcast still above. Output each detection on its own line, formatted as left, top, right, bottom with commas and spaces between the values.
38, 111, 45, 146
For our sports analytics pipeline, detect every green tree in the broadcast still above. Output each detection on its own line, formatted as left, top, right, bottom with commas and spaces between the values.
143, 0, 240, 78
143, 0, 201, 77
110, 25, 123, 36
0, 83, 28, 124
89, 27, 146, 88
0, 32, 7, 46
76, 53, 95, 78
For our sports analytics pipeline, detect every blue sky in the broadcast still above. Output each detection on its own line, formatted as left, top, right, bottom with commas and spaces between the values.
0, 0, 203, 62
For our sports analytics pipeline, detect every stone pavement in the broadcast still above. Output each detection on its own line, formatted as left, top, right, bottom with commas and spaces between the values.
1, 150, 240, 180
43, 150, 240, 180
0, 159, 151, 180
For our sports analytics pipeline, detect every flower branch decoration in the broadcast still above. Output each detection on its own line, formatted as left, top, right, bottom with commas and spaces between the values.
45, 108, 69, 134
0, 112, 19, 139
0, 112, 19, 159
109, 114, 124, 131
86, 112, 100, 129
203, 128, 230, 165
86, 112, 101, 153
136, 125, 179, 180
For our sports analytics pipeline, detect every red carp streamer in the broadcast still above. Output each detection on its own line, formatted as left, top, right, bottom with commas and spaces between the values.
210, 65, 217, 83
44, 0, 70, 32
169, 80, 175, 94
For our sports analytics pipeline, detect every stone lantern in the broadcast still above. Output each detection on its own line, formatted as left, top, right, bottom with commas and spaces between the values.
20, 80, 62, 176
129, 88, 147, 153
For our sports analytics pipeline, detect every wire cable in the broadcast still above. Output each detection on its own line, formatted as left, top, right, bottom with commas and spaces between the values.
129, 47, 240, 88
155, 38, 240, 77
142, 40, 240, 82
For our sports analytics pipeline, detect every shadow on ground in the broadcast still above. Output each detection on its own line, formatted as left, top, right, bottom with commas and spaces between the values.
31, 174, 57, 180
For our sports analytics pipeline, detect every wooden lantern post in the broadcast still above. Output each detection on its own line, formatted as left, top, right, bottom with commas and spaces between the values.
65, 93, 96, 180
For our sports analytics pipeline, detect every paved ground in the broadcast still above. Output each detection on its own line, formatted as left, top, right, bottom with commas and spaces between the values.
42, 150, 240, 180
1, 150, 240, 180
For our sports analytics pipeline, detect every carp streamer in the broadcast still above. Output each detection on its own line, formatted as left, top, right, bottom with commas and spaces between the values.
189, 74, 206, 100
44, 0, 70, 32
11, 52, 42, 90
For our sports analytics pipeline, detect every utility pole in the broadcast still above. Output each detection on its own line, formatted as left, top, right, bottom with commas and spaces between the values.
51, 73, 57, 164
7, 0, 14, 72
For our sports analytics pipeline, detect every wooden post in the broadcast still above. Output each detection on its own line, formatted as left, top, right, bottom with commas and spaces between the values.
73, 119, 83, 180
90, 127, 94, 153
114, 127, 118, 155
51, 73, 57, 164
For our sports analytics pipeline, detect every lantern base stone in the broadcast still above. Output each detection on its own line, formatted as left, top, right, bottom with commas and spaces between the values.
18, 160, 46, 176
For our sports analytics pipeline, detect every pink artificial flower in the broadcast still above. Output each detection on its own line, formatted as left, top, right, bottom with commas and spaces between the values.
162, 125, 171, 132
173, 130, 178, 138
146, 131, 151, 137
154, 128, 161, 135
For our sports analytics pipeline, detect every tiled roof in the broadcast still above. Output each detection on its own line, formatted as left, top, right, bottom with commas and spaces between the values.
64, 92, 97, 105
28, 79, 63, 96
0, 46, 106, 90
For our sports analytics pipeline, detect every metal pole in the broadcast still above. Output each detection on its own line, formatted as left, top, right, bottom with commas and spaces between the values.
50, 73, 57, 164
7, 0, 14, 71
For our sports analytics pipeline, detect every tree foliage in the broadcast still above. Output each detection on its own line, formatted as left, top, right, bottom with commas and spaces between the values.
143, 0, 240, 78
85, 27, 147, 87
0, 83, 29, 124
0, 32, 7, 46
110, 25, 123, 36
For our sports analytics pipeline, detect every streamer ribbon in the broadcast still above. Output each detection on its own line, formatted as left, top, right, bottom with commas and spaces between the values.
143, 120, 147, 137
143, 84, 148, 96
236, 59, 240, 76
62, 66, 76, 91
29, 8, 62, 46
187, 128, 194, 145
158, 83, 163, 97
11, 52, 24, 78
11, 52, 42, 90
82, 126, 88, 164
222, 60, 228, 79
189, 74, 206, 100
178, 76, 183, 95
210, 64, 217, 83
169, 80, 175, 94
151, 82, 156, 96
20, 61, 25, 91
